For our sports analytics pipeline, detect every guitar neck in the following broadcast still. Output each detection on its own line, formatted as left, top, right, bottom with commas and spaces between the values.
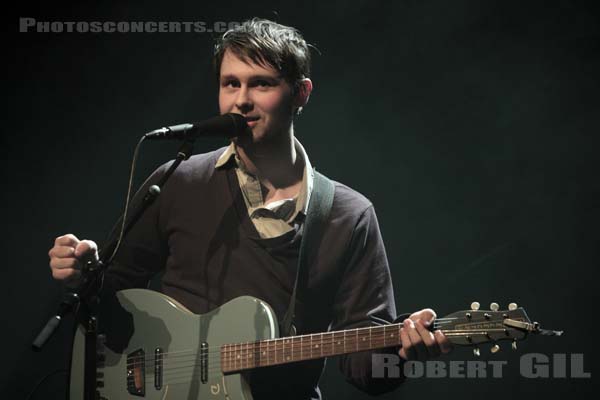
221, 323, 404, 373
220, 306, 539, 374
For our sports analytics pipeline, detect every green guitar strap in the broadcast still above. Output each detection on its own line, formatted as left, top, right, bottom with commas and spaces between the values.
281, 169, 335, 336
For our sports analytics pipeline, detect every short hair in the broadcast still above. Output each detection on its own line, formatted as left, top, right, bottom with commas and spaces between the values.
213, 18, 311, 93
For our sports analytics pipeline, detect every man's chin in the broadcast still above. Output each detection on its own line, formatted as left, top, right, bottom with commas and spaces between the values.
235, 128, 270, 146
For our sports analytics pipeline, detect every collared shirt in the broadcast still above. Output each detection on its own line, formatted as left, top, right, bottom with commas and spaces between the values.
215, 138, 314, 238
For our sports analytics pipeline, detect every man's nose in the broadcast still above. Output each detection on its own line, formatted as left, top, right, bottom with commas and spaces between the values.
235, 86, 253, 113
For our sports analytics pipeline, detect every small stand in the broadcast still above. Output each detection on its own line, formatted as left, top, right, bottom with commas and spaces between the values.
32, 139, 195, 400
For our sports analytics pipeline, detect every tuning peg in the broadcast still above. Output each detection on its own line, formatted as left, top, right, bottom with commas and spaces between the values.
508, 303, 518, 311
490, 344, 500, 353
512, 340, 517, 350
471, 302, 480, 311
490, 302, 499, 311
473, 347, 481, 357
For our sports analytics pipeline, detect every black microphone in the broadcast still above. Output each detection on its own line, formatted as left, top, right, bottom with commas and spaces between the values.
144, 113, 248, 140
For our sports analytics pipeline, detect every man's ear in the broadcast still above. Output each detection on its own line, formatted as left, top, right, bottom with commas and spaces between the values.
294, 78, 313, 109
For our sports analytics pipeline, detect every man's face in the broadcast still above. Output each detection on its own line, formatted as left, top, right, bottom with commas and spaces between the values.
218, 49, 296, 144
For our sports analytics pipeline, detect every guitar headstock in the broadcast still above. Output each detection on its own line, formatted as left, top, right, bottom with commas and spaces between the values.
436, 302, 545, 354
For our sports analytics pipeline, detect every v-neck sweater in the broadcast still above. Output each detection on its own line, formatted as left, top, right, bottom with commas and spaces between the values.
101, 147, 403, 398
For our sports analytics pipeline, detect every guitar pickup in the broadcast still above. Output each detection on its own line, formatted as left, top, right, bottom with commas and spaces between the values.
200, 342, 208, 384
155, 348, 163, 390
126, 349, 145, 396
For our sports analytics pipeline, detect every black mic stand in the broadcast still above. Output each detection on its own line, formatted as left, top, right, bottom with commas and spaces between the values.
32, 139, 195, 400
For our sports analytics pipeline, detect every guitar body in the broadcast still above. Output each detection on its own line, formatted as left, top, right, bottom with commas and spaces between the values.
70, 289, 279, 400
68, 289, 550, 399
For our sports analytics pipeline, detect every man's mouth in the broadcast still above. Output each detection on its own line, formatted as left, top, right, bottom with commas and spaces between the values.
245, 116, 260, 127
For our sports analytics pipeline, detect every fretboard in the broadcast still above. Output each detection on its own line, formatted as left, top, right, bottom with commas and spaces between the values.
221, 323, 403, 373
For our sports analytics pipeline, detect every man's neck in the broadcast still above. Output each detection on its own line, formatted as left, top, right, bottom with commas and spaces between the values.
235, 126, 304, 201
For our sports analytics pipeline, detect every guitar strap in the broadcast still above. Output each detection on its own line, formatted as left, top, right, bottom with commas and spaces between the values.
281, 169, 335, 336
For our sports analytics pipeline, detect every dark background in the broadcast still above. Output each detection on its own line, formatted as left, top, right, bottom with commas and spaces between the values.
2, 0, 598, 398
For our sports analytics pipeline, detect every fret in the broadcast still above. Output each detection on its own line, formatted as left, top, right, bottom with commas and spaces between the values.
222, 344, 227, 372
319, 333, 323, 357
333, 331, 344, 356
239, 342, 243, 369
223, 322, 409, 373
277, 338, 283, 364
247, 341, 252, 368
230, 343, 233, 371
358, 328, 368, 351
241, 342, 245, 369
384, 325, 389, 348
322, 332, 332, 356
288, 339, 294, 361
259, 340, 265, 367
292, 336, 302, 362
221, 344, 225, 372
264, 340, 270, 366
240, 342, 245, 369
245, 341, 250, 369
233, 342, 237, 370
251, 341, 255, 367
267, 339, 277, 364
390, 324, 399, 346
310, 333, 323, 359
270, 339, 276, 365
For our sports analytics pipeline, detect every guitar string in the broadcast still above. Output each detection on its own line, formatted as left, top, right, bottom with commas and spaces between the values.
122, 321, 456, 367
124, 321, 479, 370
124, 328, 504, 374
121, 319, 459, 366
132, 331, 509, 385
127, 329, 504, 382
164, 329, 505, 373
157, 332, 498, 382
130, 327, 422, 373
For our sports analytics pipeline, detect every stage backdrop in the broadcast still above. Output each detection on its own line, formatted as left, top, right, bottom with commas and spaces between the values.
2, 1, 598, 399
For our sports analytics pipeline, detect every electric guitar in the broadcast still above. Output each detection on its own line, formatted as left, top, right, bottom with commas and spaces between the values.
69, 289, 562, 399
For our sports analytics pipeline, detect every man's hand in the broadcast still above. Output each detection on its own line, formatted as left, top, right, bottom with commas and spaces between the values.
398, 308, 453, 361
48, 234, 98, 287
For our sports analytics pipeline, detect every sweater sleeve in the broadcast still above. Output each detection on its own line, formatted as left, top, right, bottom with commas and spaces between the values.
330, 205, 405, 395
99, 163, 170, 294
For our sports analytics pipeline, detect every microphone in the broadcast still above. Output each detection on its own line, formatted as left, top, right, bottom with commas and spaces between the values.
144, 113, 248, 141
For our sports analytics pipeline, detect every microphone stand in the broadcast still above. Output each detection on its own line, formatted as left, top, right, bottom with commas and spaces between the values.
32, 139, 195, 400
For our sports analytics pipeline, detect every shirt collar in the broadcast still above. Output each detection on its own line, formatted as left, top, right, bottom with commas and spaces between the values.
215, 138, 313, 218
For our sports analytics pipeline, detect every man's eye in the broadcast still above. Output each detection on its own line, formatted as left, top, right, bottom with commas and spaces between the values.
222, 80, 239, 88
254, 80, 272, 87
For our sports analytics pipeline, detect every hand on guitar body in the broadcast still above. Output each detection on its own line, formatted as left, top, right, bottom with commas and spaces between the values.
399, 308, 453, 361
48, 234, 98, 288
